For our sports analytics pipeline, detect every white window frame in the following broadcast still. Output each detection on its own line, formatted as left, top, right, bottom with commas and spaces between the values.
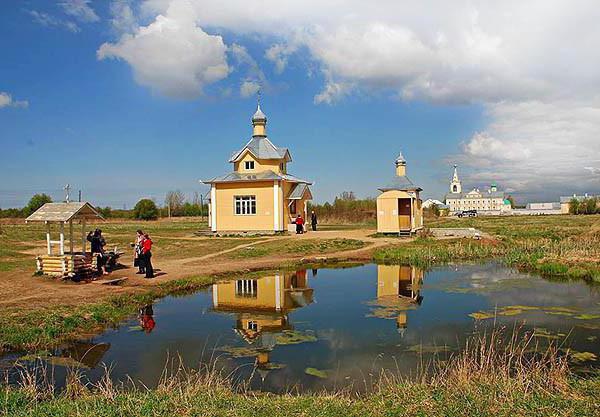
236, 279, 258, 297
245, 161, 255, 170
234, 195, 257, 215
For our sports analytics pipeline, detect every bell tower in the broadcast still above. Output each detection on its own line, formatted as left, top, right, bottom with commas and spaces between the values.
450, 165, 462, 194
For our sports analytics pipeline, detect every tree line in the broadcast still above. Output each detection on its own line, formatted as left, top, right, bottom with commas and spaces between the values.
309, 191, 377, 224
569, 197, 600, 215
0, 191, 208, 221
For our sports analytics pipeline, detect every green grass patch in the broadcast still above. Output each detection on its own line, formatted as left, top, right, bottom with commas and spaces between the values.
226, 238, 366, 259
0, 275, 215, 352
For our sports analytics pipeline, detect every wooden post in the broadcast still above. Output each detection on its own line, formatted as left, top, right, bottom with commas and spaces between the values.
59, 222, 65, 255
69, 220, 74, 273
81, 218, 86, 254
69, 220, 74, 255
46, 222, 51, 255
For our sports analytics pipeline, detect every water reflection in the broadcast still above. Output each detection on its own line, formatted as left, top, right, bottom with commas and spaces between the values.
368, 265, 424, 335
212, 270, 314, 378
139, 305, 156, 333
3, 263, 600, 392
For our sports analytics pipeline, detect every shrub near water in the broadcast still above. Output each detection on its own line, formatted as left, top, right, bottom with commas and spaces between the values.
2, 328, 599, 417
375, 217, 600, 282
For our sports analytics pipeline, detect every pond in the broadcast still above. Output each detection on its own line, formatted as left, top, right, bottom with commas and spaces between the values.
3, 263, 600, 392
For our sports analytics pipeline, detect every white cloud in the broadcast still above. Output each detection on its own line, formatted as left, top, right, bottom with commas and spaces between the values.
265, 43, 297, 74
97, 0, 230, 99
585, 167, 600, 175
59, 0, 99, 23
230, 44, 269, 98
314, 79, 353, 105
240, 80, 260, 98
28, 10, 80, 33
458, 101, 600, 197
108, 0, 138, 34
135, 1, 600, 104
105, 0, 600, 197
0, 92, 29, 109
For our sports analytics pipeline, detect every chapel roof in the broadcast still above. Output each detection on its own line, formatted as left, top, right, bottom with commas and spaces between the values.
229, 136, 291, 163
378, 175, 422, 192
202, 170, 311, 185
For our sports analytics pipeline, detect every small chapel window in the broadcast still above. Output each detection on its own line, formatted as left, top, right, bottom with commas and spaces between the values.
245, 161, 255, 170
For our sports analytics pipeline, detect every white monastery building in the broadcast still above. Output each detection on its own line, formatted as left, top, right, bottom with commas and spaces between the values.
444, 166, 512, 213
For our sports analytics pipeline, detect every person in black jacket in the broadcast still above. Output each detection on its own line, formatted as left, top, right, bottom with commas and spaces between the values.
87, 229, 108, 275
310, 210, 318, 232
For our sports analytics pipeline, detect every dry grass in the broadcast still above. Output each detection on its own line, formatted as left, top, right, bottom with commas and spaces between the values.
3, 327, 597, 416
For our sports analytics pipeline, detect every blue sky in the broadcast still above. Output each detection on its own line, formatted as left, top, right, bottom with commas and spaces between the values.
1, 1, 599, 208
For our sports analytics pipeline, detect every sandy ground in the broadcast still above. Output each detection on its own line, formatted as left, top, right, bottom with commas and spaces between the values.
0, 229, 401, 311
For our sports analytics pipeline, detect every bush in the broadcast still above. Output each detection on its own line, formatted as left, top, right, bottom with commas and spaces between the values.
96, 206, 113, 218
133, 199, 159, 220
24, 194, 52, 216
309, 193, 377, 224
0, 208, 24, 218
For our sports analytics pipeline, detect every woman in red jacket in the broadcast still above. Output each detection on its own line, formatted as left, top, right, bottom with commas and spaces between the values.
295, 214, 305, 234
141, 234, 154, 278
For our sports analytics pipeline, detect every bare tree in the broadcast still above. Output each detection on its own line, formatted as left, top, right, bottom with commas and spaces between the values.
338, 191, 356, 201
165, 190, 186, 217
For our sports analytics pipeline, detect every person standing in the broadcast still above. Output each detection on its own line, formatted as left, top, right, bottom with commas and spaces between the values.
141, 233, 154, 278
87, 229, 108, 275
310, 210, 318, 232
295, 214, 305, 234
134, 230, 145, 274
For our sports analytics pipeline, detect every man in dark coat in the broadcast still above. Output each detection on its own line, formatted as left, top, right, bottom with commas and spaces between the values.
310, 210, 318, 232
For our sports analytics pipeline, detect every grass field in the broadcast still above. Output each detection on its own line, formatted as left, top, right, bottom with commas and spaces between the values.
2, 215, 600, 416
224, 238, 366, 259
0, 218, 212, 272
375, 214, 600, 282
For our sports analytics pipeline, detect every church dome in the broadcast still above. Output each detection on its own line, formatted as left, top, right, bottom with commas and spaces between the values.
395, 151, 406, 166
252, 104, 267, 123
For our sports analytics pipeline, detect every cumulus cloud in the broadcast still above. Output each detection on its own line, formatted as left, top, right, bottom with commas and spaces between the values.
105, 0, 600, 197
314, 79, 353, 105
28, 10, 80, 33
137, 0, 600, 104
265, 43, 297, 74
230, 44, 268, 98
59, 0, 99, 23
458, 101, 600, 197
585, 167, 600, 175
97, 0, 230, 98
240, 80, 260, 98
108, 0, 138, 34
0, 92, 29, 109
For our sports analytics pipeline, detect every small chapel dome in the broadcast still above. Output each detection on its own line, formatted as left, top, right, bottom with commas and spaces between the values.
395, 151, 406, 166
252, 104, 267, 123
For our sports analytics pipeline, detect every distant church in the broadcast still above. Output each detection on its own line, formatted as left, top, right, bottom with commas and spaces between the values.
444, 166, 511, 213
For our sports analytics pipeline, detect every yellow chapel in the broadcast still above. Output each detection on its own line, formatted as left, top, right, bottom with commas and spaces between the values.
202, 104, 313, 234
376, 152, 423, 235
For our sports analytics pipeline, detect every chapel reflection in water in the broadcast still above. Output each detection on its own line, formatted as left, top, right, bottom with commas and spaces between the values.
211, 269, 314, 378
374, 265, 424, 335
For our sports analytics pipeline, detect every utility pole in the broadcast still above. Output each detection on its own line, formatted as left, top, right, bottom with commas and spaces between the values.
64, 184, 71, 203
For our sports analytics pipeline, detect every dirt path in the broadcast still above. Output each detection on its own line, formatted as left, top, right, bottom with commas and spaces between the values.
0, 229, 402, 311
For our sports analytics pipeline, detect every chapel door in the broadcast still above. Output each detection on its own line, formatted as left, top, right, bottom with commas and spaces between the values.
398, 199, 412, 230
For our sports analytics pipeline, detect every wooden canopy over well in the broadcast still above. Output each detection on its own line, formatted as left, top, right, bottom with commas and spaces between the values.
25, 202, 102, 223
25, 202, 104, 278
